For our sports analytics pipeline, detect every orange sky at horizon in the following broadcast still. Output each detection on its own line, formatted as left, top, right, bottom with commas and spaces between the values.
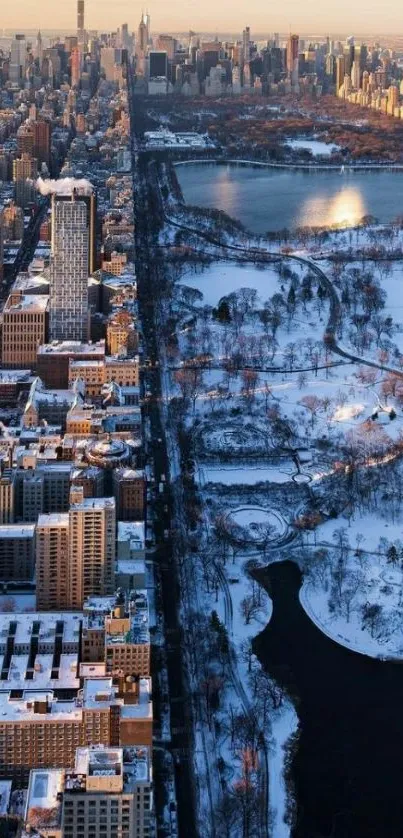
2, 0, 403, 38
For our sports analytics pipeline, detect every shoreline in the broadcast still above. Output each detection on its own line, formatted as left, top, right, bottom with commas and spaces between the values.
174, 157, 403, 173
299, 582, 403, 662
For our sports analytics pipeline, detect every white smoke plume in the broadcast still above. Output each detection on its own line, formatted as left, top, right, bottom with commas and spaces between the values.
36, 176, 94, 196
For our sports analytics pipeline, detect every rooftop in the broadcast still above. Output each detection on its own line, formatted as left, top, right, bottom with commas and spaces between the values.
0, 691, 83, 723
105, 589, 149, 646
65, 745, 150, 793
37, 513, 70, 532
118, 521, 145, 549
25, 768, 64, 830
0, 524, 36, 539
0, 612, 82, 648
4, 293, 49, 314
69, 496, 115, 511
0, 653, 79, 691
38, 341, 105, 356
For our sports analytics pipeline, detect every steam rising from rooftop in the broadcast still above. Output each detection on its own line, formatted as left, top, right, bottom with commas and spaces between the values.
36, 177, 94, 197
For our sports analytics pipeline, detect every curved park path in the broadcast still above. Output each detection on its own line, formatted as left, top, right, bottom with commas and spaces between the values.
163, 204, 403, 381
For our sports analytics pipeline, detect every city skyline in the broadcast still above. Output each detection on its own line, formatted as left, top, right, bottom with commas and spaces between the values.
2, 0, 403, 38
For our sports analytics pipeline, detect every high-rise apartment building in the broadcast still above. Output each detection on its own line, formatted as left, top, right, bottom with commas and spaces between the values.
49, 193, 89, 342
68, 487, 116, 609
50, 187, 97, 274
36, 513, 70, 610
0, 524, 35, 581
16, 123, 35, 156
32, 120, 51, 166
12, 153, 38, 182
37, 487, 117, 610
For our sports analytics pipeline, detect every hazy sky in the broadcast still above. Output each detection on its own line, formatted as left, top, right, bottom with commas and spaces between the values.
2, 0, 403, 36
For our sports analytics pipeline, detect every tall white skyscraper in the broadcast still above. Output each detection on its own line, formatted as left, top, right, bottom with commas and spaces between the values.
49, 192, 89, 342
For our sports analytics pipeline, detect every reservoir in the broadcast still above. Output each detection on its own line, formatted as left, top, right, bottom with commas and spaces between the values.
255, 561, 403, 838
176, 162, 403, 232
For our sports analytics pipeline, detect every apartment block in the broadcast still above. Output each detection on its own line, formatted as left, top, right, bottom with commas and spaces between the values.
113, 469, 145, 521
68, 356, 140, 396
37, 341, 105, 389
62, 746, 153, 838
1, 291, 49, 369
36, 513, 69, 610
81, 590, 150, 677
68, 488, 116, 609
0, 524, 35, 581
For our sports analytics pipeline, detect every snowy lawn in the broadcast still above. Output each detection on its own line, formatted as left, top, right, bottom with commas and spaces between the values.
300, 507, 403, 658
180, 261, 283, 306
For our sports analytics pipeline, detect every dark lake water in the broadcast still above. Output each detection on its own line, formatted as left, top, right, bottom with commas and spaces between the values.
176, 163, 403, 232
254, 561, 403, 838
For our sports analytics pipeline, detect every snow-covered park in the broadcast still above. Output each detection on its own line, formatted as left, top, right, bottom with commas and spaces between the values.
158, 235, 403, 836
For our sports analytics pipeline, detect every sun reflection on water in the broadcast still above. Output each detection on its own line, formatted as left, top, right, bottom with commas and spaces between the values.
298, 186, 367, 228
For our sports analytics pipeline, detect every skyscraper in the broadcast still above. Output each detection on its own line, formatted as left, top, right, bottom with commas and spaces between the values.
242, 26, 251, 64
9, 35, 26, 84
136, 13, 149, 75
351, 60, 361, 90
49, 192, 89, 342
77, 0, 85, 47
35, 31, 43, 63
336, 54, 345, 94
71, 45, 81, 87
287, 34, 299, 76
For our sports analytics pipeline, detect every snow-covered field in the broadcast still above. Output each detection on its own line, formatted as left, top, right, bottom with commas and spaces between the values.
285, 138, 340, 157
181, 261, 282, 306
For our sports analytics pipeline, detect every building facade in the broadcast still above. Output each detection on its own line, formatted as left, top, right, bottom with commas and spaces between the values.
49, 195, 89, 343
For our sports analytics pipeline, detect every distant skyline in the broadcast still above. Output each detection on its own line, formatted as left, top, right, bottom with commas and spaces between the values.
2, 0, 403, 38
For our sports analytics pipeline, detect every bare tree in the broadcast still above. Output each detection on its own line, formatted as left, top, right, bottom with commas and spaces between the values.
300, 395, 323, 429
240, 595, 262, 625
